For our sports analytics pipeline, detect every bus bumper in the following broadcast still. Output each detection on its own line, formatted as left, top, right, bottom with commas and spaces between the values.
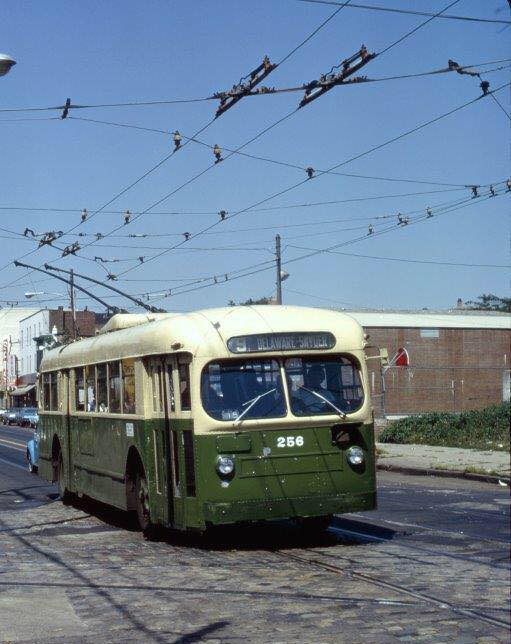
203, 490, 376, 526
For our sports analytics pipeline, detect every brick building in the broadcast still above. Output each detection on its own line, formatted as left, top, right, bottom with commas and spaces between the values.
347, 310, 511, 418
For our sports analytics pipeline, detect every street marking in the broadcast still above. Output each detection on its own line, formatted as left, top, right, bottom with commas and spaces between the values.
0, 456, 28, 472
0, 438, 26, 451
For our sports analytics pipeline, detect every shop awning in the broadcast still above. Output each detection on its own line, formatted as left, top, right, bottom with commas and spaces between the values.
10, 384, 36, 397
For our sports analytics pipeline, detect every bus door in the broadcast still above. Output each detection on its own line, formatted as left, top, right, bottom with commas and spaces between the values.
162, 356, 184, 528
63, 370, 74, 492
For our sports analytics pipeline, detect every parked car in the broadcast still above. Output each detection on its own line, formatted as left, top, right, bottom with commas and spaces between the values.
20, 407, 38, 428
26, 428, 39, 473
3, 408, 22, 425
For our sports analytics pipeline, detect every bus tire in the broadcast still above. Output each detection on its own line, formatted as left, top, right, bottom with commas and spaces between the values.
57, 450, 73, 506
298, 515, 333, 533
135, 471, 156, 539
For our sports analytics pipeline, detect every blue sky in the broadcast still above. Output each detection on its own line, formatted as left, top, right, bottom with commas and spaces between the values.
0, 0, 509, 313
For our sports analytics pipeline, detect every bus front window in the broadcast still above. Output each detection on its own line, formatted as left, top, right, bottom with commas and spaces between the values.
285, 356, 364, 416
201, 359, 286, 421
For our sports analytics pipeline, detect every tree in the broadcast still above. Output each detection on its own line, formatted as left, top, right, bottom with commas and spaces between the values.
228, 296, 273, 306
465, 294, 511, 312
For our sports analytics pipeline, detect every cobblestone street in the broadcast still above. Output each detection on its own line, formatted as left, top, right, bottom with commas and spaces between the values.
0, 472, 509, 644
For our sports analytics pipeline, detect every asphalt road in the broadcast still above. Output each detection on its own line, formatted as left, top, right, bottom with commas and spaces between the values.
0, 423, 57, 511
0, 422, 509, 643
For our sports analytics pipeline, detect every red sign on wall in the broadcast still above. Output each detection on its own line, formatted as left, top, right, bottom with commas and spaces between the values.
394, 347, 410, 367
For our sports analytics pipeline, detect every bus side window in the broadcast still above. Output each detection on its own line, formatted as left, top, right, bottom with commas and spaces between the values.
85, 365, 96, 412
97, 364, 108, 412
150, 363, 164, 413
50, 372, 59, 411
75, 368, 85, 411
122, 358, 136, 414
43, 374, 51, 411
165, 363, 176, 413
178, 360, 191, 411
109, 361, 121, 413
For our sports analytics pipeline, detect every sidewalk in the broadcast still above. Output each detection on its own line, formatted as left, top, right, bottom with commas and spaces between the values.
376, 442, 510, 484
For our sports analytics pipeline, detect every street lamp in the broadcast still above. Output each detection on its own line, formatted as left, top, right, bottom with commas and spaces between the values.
0, 54, 16, 77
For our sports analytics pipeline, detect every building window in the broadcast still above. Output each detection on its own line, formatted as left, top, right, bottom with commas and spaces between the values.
420, 328, 439, 338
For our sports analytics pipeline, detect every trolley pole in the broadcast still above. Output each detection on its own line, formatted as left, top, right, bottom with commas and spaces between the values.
69, 268, 77, 340
275, 234, 282, 305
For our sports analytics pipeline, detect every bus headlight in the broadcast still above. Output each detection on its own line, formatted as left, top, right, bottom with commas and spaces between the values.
216, 456, 235, 477
346, 446, 364, 466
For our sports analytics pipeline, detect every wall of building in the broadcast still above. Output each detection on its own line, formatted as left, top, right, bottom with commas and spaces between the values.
19, 310, 49, 384
363, 326, 510, 417
0, 308, 40, 406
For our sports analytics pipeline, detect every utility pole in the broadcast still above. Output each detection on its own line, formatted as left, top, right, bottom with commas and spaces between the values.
69, 268, 77, 340
275, 234, 282, 305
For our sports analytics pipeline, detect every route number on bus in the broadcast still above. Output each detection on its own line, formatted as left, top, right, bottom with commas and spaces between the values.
277, 436, 304, 448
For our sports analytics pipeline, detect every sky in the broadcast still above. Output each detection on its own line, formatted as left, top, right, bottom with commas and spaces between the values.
0, 0, 510, 314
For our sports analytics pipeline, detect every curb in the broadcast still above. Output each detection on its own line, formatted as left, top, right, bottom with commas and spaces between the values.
377, 463, 510, 486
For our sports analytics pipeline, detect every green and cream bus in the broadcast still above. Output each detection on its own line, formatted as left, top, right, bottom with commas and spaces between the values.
37, 305, 377, 534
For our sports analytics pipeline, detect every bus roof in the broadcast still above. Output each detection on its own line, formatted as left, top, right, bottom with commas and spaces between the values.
40, 305, 366, 371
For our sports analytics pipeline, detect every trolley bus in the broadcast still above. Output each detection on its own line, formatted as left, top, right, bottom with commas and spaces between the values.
37, 306, 377, 534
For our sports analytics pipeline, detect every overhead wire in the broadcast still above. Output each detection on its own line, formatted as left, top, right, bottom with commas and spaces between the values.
66, 114, 488, 190
7, 188, 507, 307
124, 187, 504, 302
0, 57, 509, 115
1, 2, 355, 295
47, 2, 360, 267
373, 0, 462, 56
113, 83, 510, 279
487, 92, 511, 121
293, 0, 511, 25
285, 248, 510, 269
142, 187, 507, 303
108, 1, 496, 280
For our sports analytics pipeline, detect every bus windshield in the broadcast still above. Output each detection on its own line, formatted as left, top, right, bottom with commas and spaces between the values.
284, 356, 363, 416
201, 359, 286, 421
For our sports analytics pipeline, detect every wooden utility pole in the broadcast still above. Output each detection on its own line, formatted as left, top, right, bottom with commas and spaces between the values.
70, 268, 77, 340
275, 234, 282, 305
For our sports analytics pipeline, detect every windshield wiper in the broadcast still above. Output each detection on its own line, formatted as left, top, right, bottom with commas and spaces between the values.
298, 386, 347, 419
234, 388, 276, 425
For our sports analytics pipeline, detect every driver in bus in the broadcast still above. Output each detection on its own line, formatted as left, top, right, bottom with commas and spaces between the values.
295, 364, 336, 413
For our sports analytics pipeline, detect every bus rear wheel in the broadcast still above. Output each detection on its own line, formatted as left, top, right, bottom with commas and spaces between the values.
135, 472, 156, 539
57, 451, 73, 506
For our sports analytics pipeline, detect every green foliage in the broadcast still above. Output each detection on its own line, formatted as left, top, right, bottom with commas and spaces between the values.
465, 293, 511, 312
228, 296, 273, 306
379, 403, 510, 451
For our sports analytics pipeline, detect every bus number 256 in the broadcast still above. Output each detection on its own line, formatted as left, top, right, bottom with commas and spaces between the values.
277, 436, 304, 448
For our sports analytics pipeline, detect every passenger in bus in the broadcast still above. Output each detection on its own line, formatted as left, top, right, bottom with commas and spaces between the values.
124, 393, 136, 414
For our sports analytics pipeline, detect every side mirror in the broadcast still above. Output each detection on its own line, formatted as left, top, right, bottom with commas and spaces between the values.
365, 347, 389, 367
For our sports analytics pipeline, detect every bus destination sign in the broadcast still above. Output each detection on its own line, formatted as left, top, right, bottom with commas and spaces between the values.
227, 332, 336, 354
